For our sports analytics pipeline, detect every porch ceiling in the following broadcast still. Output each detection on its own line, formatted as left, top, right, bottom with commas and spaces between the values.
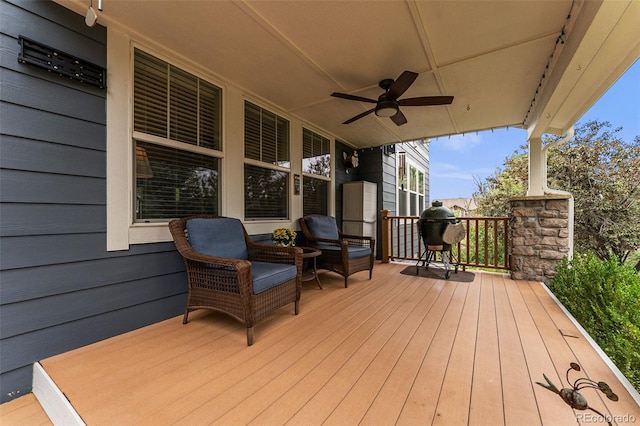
58, 0, 639, 148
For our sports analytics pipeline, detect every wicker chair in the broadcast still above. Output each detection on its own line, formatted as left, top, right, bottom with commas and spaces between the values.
298, 215, 375, 288
169, 215, 302, 345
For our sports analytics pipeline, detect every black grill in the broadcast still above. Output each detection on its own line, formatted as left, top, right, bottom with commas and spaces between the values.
416, 201, 459, 279
418, 202, 456, 249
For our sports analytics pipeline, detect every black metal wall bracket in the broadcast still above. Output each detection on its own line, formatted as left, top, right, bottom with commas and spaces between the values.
18, 35, 106, 89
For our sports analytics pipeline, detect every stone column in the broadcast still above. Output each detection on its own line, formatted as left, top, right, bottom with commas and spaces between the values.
509, 195, 571, 285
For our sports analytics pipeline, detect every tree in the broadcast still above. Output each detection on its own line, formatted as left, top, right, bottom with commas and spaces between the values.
474, 120, 640, 264
473, 151, 528, 217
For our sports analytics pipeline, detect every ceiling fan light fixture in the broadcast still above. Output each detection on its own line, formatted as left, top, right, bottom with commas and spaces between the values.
332, 70, 453, 125
375, 100, 398, 117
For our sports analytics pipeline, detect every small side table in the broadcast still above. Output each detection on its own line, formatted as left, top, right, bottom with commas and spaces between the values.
299, 247, 323, 289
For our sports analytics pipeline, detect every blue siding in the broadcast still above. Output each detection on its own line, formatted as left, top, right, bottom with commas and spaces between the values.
348, 142, 430, 259
0, 0, 186, 402
334, 141, 358, 228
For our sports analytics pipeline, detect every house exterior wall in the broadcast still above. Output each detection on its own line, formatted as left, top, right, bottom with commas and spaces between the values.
391, 142, 430, 258
334, 141, 359, 230
335, 142, 429, 260
0, 0, 432, 403
0, 0, 186, 403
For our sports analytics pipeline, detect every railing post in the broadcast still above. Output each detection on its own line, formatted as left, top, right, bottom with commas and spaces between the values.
381, 209, 389, 263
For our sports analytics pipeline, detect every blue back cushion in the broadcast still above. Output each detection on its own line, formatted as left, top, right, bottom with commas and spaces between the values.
186, 218, 248, 260
306, 216, 339, 240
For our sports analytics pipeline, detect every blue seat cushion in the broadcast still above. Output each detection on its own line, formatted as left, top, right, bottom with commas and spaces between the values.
321, 245, 371, 259
186, 218, 248, 260
251, 261, 297, 294
306, 216, 339, 240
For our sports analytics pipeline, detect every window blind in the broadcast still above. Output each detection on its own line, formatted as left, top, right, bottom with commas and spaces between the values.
303, 176, 328, 216
244, 101, 290, 167
134, 49, 221, 151
133, 50, 168, 139
133, 49, 222, 222
135, 141, 219, 221
244, 164, 288, 219
302, 128, 331, 177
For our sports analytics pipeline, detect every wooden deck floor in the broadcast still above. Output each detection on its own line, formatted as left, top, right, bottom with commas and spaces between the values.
0, 394, 52, 426
37, 262, 639, 425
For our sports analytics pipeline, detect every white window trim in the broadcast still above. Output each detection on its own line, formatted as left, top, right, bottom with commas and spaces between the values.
106, 28, 133, 251
106, 29, 338, 250
301, 127, 332, 182
397, 157, 427, 217
242, 100, 292, 221
106, 30, 226, 250
302, 172, 332, 182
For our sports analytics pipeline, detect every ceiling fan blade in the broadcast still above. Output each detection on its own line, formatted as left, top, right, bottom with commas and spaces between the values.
398, 96, 454, 106
387, 71, 418, 101
343, 108, 375, 124
390, 110, 407, 126
331, 92, 377, 104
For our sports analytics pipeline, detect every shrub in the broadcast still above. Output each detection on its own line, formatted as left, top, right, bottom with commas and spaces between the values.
551, 252, 640, 391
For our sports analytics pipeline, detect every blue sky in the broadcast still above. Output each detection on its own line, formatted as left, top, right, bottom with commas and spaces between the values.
428, 60, 640, 201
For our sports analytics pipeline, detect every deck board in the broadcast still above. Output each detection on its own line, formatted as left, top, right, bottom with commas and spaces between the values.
493, 275, 542, 426
505, 279, 580, 425
358, 279, 454, 425
432, 274, 481, 426
323, 279, 445, 425
469, 274, 504, 426
395, 281, 469, 425
35, 263, 639, 425
529, 281, 640, 421
0, 394, 52, 426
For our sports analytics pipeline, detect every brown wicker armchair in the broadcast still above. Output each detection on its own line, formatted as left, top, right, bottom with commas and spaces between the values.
299, 215, 375, 288
169, 215, 302, 345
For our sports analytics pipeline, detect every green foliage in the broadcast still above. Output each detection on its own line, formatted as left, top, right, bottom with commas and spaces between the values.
474, 120, 640, 263
473, 151, 528, 217
452, 220, 509, 269
547, 122, 640, 263
551, 252, 640, 391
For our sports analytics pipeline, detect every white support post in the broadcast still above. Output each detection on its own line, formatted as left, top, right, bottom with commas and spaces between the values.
527, 137, 545, 196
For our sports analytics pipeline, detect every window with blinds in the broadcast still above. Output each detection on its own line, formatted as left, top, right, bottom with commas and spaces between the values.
244, 101, 289, 167
301, 128, 330, 215
244, 164, 289, 219
135, 141, 219, 220
303, 176, 328, 216
134, 49, 222, 150
133, 49, 222, 221
302, 128, 330, 177
244, 101, 290, 219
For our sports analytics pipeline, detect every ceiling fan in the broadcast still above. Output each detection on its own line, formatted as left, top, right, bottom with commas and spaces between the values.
331, 71, 453, 126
